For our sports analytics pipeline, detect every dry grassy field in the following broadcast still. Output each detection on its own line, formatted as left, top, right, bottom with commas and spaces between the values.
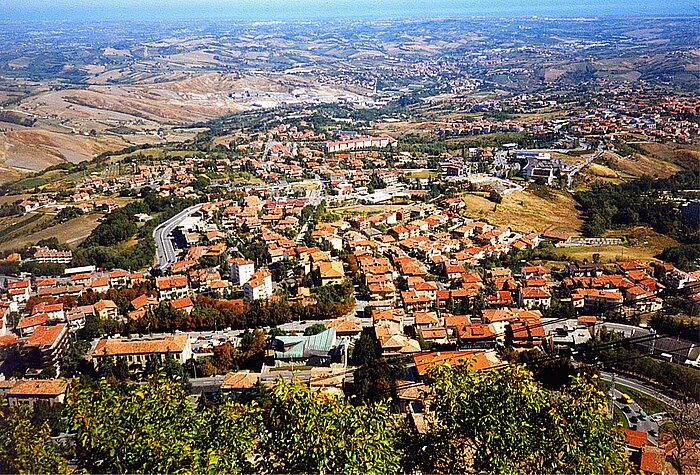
459, 189, 583, 235
0, 214, 101, 251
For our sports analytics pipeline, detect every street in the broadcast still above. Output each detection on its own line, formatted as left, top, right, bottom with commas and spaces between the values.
152, 203, 204, 270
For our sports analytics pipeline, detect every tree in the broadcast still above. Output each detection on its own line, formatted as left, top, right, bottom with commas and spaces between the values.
353, 357, 406, 404
303, 322, 327, 336
410, 362, 630, 474
0, 400, 68, 474
352, 333, 377, 366
258, 379, 403, 474
666, 400, 700, 475
67, 374, 260, 474
61, 338, 94, 377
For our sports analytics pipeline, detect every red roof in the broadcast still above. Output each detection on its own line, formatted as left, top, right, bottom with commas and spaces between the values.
26, 324, 67, 347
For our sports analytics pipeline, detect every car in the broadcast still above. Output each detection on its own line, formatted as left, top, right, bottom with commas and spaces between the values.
648, 429, 658, 437
631, 424, 638, 430
639, 411, 648, 421
622, 405, 632, 413
629, 416, 638, 423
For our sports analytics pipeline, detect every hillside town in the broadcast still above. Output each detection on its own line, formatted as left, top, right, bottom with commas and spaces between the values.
0, 115, 699, 473
0, 9, 698, 474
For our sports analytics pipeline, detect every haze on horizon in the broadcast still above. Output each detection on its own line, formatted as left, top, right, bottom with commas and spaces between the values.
0, 0, 696, 21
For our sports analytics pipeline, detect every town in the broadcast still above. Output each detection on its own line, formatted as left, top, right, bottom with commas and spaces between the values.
0, 11, 698, 475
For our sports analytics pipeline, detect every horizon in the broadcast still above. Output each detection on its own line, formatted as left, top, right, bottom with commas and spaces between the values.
0, 0, 697, 22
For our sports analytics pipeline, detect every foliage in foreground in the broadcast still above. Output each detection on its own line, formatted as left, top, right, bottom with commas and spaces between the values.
2, 364, 632, 474
407, 363, 631, 475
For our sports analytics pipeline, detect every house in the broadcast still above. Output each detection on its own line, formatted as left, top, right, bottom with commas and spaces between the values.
418, 326, 450, 345
6, 379, 69, 407
23, 324, 69, 369
66, 305, 93, 330
94, 299, 119, 320
220, 371, 260, 393
324, 318, 363, 339
33, 247, 72, 264
413, 350, 504, 379
519, 287, 552, 309
170, 296, 194, 315
243, 269, 273, 301
228, 258, 255, 285
317, 261, 345, 286
572, 289, 624, 313
377, 333, 421, 356
565, 261, 605, 277
18, 313, 50, 336
109, 269, 129, 288
90, 335, 193, 371
455, 323, 498, 350
7, 279, 30, 303
507, 321, 545, 347
90, 277, 110, 293
31, 302, 65, 321
156, 275, 190, 301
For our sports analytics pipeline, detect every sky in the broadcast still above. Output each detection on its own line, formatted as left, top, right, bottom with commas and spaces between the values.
0, 0, 696, 21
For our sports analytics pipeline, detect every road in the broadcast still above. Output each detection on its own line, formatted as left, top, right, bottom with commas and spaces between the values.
152, 203, 204, 270
601, 371, 678, 410
567, 143, 604, 190
608, 385, 660, 445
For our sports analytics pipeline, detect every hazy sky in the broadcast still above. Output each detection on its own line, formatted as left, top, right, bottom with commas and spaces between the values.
0, 0, 696, 21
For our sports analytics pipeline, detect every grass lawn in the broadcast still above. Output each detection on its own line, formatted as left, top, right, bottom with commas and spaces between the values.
406, 170, 438, 179
554, 226, 676, 264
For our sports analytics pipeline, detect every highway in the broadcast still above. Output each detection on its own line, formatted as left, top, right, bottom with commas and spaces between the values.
152, 203, 204, 270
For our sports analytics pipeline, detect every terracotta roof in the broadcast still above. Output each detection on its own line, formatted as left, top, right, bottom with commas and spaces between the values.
318, 261, 345, 279
170, 296, 194, 310
19, 313, 50, 329
91, 335, 188, 357
156, 275, 189, 290
7, 379, 67, 397
0, 334, 19, 347
639, 447, 663, 474
413, 350, 503, 377
221, 371, 259, 390
131, 294, 158, 310
26, 324, 67, 347
94, 299, 117, 311
623, 428, 649, 449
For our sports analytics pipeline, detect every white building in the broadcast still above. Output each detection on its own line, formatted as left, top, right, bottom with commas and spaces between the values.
229, 258, 255, 285
243, 269, 273, 301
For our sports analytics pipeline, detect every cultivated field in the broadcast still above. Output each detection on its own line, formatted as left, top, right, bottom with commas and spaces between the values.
0, 214, 101, 252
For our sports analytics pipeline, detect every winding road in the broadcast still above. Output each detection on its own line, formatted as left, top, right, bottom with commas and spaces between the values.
152, 203, 204, 270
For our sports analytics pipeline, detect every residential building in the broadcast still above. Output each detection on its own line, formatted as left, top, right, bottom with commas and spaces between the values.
89, 335, 193, 370
6, 379, 69, 407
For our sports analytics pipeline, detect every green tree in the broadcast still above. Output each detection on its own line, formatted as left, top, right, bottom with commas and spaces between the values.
352, 333, 377, 366
411, 362, 630, 474
67, 374, 260, 474
258, 379, 403, 474
303, 322, 327, 336
0, 400, 68, 474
